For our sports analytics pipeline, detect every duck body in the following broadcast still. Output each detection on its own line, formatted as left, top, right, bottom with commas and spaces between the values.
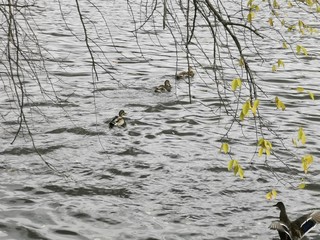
109, 110, 127, 129
154, 80, 171, 93
176, 67, 195, 79
269, 202, 320, 240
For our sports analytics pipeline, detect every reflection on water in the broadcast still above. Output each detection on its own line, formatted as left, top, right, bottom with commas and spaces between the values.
0, 0, 320, 240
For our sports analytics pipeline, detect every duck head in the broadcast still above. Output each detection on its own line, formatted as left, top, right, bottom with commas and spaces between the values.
164, 80, 171, 87
119, 110, 127, 117
273, 202, 285, 210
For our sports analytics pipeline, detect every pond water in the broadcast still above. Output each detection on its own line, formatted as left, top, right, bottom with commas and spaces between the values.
0, 1, 320, 239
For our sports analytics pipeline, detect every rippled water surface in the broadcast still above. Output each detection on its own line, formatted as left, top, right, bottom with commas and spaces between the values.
1, 1, 320, 239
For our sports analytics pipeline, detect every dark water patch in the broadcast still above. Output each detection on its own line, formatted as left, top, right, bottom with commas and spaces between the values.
134, 162, 151, 169
144, 134, 156, 139
164, 153, 182, 159
144, 103, 182, 113
157, 129, 202, 137
24, 101, 78, 108
165, 118, 199, 125
301, 113, 320, 123
0, 145, 65, 156
117, 147, 150, 156
117, 56, 150, 64
107, 168, 133, 176
53, 229, 89, 240
52, 71, 91, 77
46, 127, 105, 136
128, 130, 141, 136
69, 211, 91, 220
125, 103, 151, 108
139, 174, 150, 179
93, 87, 118, 92
303, 183, 320, 192
6, 198, 36, 205
96, 216, 121, 225
263, 78, 298, 84
43, 185, 132, 198
206, 166, 227, 173
1, 120, 19, 126
130, 119, 155, 126
98, 174, 114, 180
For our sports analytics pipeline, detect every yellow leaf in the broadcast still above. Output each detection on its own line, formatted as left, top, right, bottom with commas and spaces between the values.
242, 100, 251, 116
227, 160, 234, 171
298, 182, 306, 189
282, 42, 288, 49
251, 99, 259, 116
277, 59, 284, 68
298, 20, 305, 30
233, 164, 239, 176
292, 138, 297, 147
277, 59, 284, 67
247, 0, 254, 7
302, 154, 313, 165
238, 166, 244, 179
240, 111, 245, 121
268, 18, 274, 26
296, 87, 304, 92
302, 154, 313, 174
266, 191, 273, 200
297, 45, 308, 56
258, 147, 264, 157
239, 57, 245, 67
231, 78, 242, 91
257, 139, 272, 156
272, 65, 277, 72
221, 143, 229, 154
306, 0, 314, 6
317, 6, 320, 12
265, 148, 271, 156
298, 127, 306, 145
308, 91, 315, 100
247, 11, 255, 22
288, 25, 296, 31
288, 1, 293, 7
273, 0, 279, 8
258, 138, 264, 146
302, 47, 308, 56
265, 189, 277, 200
296, 45, 301, 54
251, 4, 260, 11
275, 96, 286, 110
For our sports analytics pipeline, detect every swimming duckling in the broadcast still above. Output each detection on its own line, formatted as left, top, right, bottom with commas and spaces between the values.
176, 67, 195, 79
154, 80, 171, 93
109, 110, 127, 129
269, 201, 320, 240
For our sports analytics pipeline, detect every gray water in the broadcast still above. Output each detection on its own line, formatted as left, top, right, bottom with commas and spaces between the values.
1, 1, 320, 239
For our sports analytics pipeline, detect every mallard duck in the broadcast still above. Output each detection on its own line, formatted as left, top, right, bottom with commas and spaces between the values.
109, 110, 127, 129
269, 201, 320, 240
154, 80, 171, 93
176, 67, 195, 79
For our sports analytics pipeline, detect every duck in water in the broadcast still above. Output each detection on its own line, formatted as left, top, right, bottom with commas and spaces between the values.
109, 110, 127, 129
154, 80, 171, 93
269, 201, 320, 240
176, 67, 195, 79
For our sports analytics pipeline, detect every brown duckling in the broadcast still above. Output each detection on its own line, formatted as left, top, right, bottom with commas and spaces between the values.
176, 67, 195, 79
109, 110, 127, 129
154, 80, 171, 93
